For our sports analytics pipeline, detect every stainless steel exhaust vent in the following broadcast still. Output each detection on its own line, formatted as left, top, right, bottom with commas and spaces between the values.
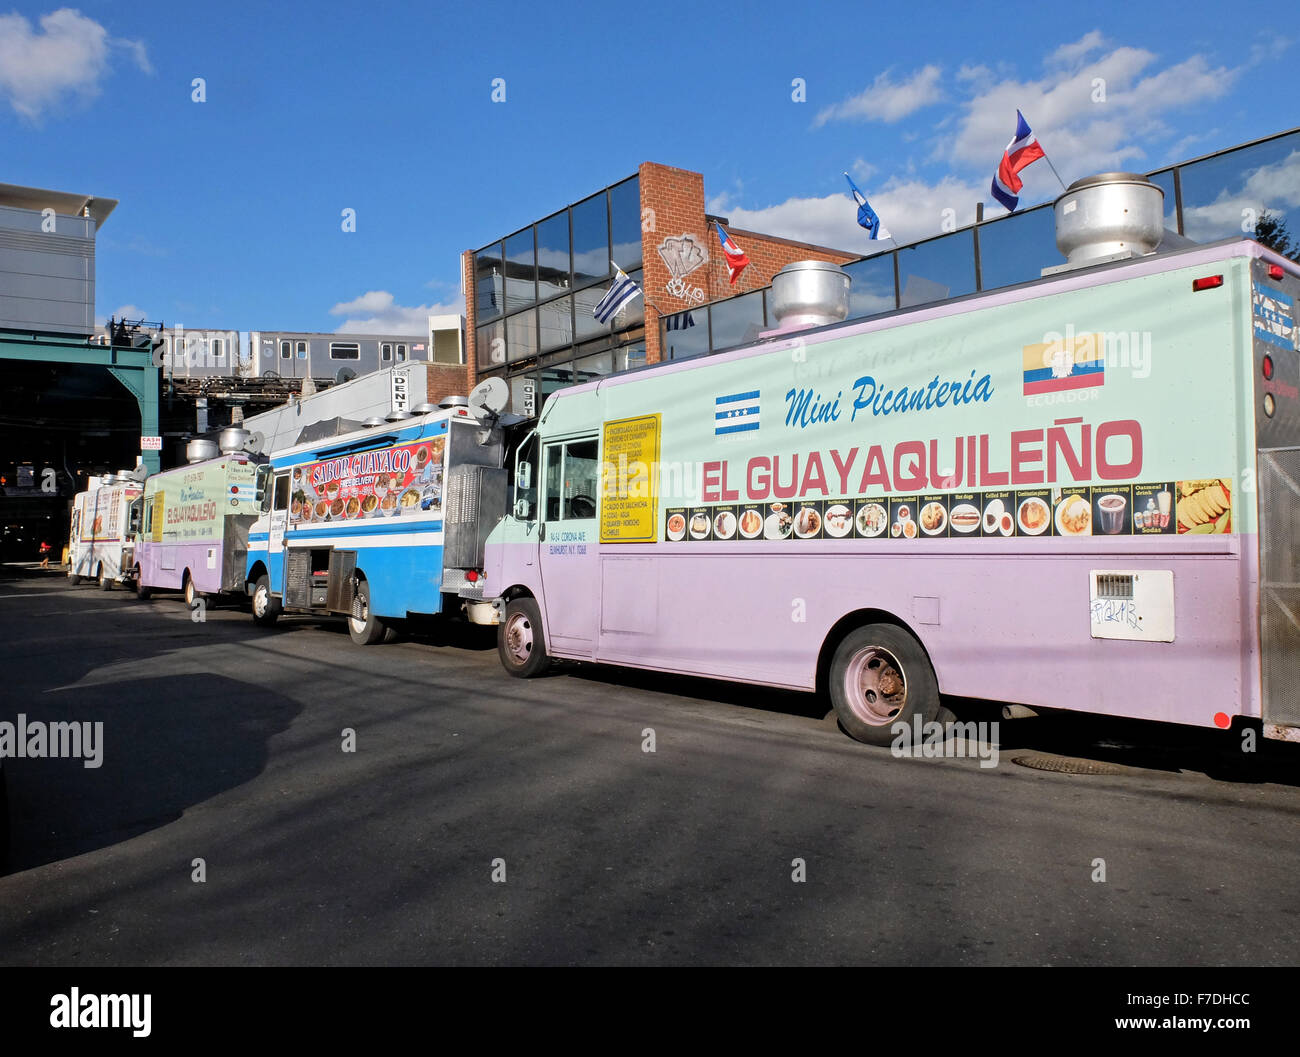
769, 260, 851, 332
186, 439, 219, 464
1045, 173, 1165, 275
218, 427, 250, 454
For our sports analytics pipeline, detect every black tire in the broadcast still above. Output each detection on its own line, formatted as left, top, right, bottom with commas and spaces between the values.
98, 564, 113, 591
68, 573, 81, 586
828, 623, 940, 746
183, 573, 202, 610
348, 579, 387, 646
250, 574, 281, 627
134, 566, 151, 600
498, 597, 550, 678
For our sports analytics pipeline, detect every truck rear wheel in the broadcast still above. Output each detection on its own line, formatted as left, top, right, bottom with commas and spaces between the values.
251, 575, 281, 627
98, 564, 113, 591
498, 597, 550, 678
68, 572, 81, 586
183, 573, 201, 609
348, 579, 388, 646
829, 623, 940, 746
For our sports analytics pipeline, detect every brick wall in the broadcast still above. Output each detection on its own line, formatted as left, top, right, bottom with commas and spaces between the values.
425, 361, 471, 405
639, 161, 857, 364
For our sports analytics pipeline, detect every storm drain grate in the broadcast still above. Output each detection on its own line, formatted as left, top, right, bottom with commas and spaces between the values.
1012, 754, 1130, 775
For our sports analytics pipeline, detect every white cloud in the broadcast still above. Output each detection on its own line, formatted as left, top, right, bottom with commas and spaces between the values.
0, 9, 151, 120
329, 290, 463, 334
725, 174, 989, 253
1048, 30, 1107, 70
943, 38, 1238, 184
815, 65, 943, 126
111, 303, 147, 320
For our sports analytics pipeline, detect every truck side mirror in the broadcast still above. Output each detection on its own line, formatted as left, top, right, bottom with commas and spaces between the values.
514, 497, 533, 520
517, 461, 532, 490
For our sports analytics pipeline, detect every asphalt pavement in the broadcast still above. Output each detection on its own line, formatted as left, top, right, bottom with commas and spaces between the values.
0, 564, 1296, 966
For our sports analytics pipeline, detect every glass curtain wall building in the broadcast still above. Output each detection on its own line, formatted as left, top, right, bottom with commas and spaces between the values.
472, 175, 646, 414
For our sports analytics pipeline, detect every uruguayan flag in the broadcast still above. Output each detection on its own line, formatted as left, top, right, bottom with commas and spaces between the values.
715, 390, 760, 435
593, 262, 642, 324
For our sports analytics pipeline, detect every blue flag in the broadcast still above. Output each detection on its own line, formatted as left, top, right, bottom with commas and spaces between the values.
844, 172, 887, 240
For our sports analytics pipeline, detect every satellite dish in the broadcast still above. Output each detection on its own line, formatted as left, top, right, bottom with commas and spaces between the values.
244, 431, 266, 455
469, 376, 510, 418
336, 367, 358, 384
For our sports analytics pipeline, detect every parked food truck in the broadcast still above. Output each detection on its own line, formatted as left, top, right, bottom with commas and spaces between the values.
68, 474, 144, 589
482, 173, 1300, 747
130, 430, 266, 605
244, 396, 510, 643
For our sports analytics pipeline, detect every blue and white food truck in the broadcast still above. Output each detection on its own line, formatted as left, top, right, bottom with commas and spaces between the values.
244, 393, 512, 643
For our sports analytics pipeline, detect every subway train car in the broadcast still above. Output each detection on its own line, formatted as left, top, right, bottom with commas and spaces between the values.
97, 327, 433, 384
250, 332, 429, 382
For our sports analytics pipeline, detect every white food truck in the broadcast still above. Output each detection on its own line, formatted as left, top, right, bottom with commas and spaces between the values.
68, 473, 144, 590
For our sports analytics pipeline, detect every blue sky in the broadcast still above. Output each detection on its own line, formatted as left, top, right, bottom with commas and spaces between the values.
2, 1, 1295, 334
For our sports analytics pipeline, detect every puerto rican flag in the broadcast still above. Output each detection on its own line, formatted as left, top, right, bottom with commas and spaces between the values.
715, 222, 750, 285
991, 110, 1046, 212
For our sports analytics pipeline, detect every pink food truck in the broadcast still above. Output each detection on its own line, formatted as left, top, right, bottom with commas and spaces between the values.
482, 173, 1300, 747
131, 431, 265, 606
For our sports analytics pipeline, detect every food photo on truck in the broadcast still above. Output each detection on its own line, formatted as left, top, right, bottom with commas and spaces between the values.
481, 172, 1300, 749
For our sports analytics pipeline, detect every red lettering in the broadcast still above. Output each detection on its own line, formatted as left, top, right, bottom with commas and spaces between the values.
1010, 429, 1044, 485
978, 434, 1009, 487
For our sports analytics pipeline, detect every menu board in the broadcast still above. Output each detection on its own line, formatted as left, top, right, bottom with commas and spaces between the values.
289, 435, 446, 527
663, 479, 1230, 541
600, 414, 661, 543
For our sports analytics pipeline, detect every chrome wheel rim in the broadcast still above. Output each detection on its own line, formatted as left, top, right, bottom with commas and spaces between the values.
504, 611, 533, 665
844, 646, 907, 726
253, 587, 267, 617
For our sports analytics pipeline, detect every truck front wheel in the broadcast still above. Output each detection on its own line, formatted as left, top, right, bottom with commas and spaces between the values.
348, 579, 387, 646
98, 564, 113, 591
498, 597, 550, 678
251, 575, 281, 627
135, 566, 151, 600
829, 623, 941, 746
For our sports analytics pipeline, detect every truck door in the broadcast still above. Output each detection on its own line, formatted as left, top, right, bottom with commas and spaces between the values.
537, 435, 600, 655
268, 471, 290, 590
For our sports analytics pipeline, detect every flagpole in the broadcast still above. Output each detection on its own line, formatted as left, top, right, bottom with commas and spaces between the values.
1041, 151, 1068, 193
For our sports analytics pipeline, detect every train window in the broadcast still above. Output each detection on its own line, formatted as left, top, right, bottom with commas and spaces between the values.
280, 341, 291, 359
210, 338, 223, 359
329, 343, 360, 360
296, 341, 307, 359
381, 343, 392, 361
396, 344, 407, 362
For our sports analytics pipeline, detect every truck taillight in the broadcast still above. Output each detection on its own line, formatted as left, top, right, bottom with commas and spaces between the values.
1268, 263, 1285, 280
466, 570, 479, 582
1192, 275, 1224, 291
1263, 355, 1274, 380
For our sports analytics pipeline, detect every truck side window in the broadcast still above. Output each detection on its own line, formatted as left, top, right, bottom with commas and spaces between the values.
543, 438, 599, 521
273, 474, 290, 511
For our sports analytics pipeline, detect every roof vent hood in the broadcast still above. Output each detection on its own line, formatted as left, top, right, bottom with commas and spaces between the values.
767, 260, 851, 333
1043, 173, 1165, 276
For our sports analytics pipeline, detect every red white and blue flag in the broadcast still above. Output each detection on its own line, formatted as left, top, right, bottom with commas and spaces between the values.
715, 222, 750, 285
991, 110, 1047, 212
